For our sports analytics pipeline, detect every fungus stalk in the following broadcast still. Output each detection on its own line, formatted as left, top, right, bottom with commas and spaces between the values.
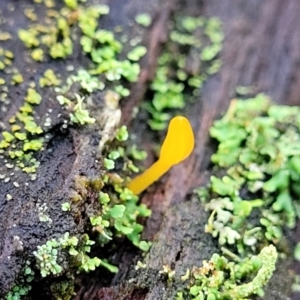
128, 116, 194, 194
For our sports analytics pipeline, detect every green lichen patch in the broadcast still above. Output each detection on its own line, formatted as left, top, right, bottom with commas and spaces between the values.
171, 94, 300, 300
176, 94, 300, 299
33, 233, 107, 277
176, 245, 277, 300
142, 15, 223, 131
0, 1, 149, 298
0, 47, 14, 70
0, 0, 150, 183
85, 126, 151, 252
29, 128, 153, 296
5, 260, 35, 300
39, 69, 60, 87
0, 0, 154, 298
18, 10, 73, 60
194, 94, 300, 255
135, 13, 152, 27
0, 86, 45, 176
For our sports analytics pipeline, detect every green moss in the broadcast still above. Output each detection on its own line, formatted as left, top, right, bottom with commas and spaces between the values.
173, 94, 300, 299
135, 13, 152, 27
11, 73, 24, 84
50, 280, 75, 300
31, 48, 44, 61
143, 15, 223, 130
196, 94, 300, 256
5, 260, 35, 300
0, 0, 165, 297
176, 245, 277, 300
25, 88, 42, 104
64, 0, 78, 10
39, 69, 60, 87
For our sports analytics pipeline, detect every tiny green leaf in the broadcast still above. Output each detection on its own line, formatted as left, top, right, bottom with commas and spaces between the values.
109, 205, 125, 219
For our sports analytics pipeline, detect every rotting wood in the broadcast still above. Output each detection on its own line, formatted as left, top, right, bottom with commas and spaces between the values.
1, 0, 300, 299
0, 0, 171, 298
78, 0, 300, 299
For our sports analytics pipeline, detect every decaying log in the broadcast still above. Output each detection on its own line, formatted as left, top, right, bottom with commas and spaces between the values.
78, 0, 300, 299
0, 0, 170, 297
1, 0, 300, 299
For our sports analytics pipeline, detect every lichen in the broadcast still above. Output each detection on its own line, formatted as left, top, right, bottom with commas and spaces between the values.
179, 94, 300, 299
1, 0, 152, 298
176, 245, 277, 300
142, 15, 223, 131
195, 94, 300, 254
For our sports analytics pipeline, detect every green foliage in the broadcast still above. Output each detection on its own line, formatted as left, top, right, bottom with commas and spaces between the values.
87, 128, 152, 252
135, 13, 152, 27
61, 202, 71, 211
5, 261, 35, 300
196, 94, 300, 254
127, 46, 147, 61
103, 158, 115, 170
176, 245, 277, 300
144, 15, 223, 130
115, 125, 129, 141
33, 239, 62, 277
33, 233, 116, 278
70, 94, 95, 125
90, 180, 151, 251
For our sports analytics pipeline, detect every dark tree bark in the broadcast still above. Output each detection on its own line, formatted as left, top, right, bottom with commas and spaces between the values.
1, 0, 300, 299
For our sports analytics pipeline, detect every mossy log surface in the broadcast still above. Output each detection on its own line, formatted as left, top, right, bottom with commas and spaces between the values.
0, 0, 300, 299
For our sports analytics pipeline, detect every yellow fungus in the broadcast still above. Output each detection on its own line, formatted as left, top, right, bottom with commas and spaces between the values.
128, 116, 194, 195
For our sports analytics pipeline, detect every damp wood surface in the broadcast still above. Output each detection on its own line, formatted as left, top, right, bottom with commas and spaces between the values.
0, 0, 300, 299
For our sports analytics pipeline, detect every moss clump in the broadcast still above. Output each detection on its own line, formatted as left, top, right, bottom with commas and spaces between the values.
86, 125, 152, 252
177, 94, 300, 299
0, 86, 44, 176
5, 261, 35, 300
0, 0, 150, 181
33, 233, 108, 277
142, 15, 223, 131
176, 245, 277, 300
195, 94, 300, 255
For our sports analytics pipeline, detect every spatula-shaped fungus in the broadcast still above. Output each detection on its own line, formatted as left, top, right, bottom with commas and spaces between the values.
128, 116, 194, 195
